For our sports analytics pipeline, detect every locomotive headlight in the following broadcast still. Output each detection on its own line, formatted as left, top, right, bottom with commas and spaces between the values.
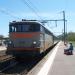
33, 41, 37, 44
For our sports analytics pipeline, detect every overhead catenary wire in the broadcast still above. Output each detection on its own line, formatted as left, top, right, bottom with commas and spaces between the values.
0, 8, 21, 19
21, 0, 43, 20
27, 0, 39, 12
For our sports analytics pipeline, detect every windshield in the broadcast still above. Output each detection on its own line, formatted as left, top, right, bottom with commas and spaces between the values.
9, 23, 40, 32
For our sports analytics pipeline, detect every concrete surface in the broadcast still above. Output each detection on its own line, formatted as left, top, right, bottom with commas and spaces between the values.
0, 46, 7, 51
48, 42, 75, 75
0, 46, 7, 56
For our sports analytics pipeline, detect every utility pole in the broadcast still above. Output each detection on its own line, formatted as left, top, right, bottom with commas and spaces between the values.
65, 20, 67, 42
63, 11, 66, 44
37, 11, 67, 44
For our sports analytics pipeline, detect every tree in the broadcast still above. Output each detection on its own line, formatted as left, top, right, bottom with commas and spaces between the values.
67, 32, 75, 41
57, 32, 75, 41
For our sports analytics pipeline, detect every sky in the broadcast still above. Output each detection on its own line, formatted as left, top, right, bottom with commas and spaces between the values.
0, 0, 75, 36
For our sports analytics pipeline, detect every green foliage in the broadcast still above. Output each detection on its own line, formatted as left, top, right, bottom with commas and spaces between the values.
67, 32, 75, 41
57, 32, 75, 41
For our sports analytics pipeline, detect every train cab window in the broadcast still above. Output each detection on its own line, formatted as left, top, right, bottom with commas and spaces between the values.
9, 23, 40, 32
22, 25, 30, 32
29, 24, 40, 32
9, 25, 21, 32
17, 25, 21, 32
21, 24, 40, 32
9, 25, 16, 32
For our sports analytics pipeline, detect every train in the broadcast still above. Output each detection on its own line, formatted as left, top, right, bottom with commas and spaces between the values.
6, 19, 55, 58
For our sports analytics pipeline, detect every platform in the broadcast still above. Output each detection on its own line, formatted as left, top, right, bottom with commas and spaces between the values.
48, 41, 75, 75
0, 46, 7, 51
0, 46, 7, 56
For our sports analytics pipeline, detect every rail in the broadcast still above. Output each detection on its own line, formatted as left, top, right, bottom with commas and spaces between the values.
0, 55, 15, 63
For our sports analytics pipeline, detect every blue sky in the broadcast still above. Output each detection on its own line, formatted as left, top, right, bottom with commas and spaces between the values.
0, 0, 75, 36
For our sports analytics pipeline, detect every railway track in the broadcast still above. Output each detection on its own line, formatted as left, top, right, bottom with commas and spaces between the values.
0, 55, 15, 63
0, 55, 17, 74
0, 43, 58, 75
0, 58, 40, 75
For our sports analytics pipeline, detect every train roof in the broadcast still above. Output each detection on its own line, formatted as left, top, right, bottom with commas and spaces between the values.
9, 20, 41, 25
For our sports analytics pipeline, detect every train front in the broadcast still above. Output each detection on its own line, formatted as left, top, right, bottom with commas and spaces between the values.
6, 20, 41, 57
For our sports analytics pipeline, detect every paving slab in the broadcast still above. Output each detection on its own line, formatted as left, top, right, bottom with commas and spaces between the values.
48, 42, 75, 75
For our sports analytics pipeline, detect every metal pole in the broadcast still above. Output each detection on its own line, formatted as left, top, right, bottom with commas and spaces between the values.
66, 20, 67, 42
63, 11, 66, 44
